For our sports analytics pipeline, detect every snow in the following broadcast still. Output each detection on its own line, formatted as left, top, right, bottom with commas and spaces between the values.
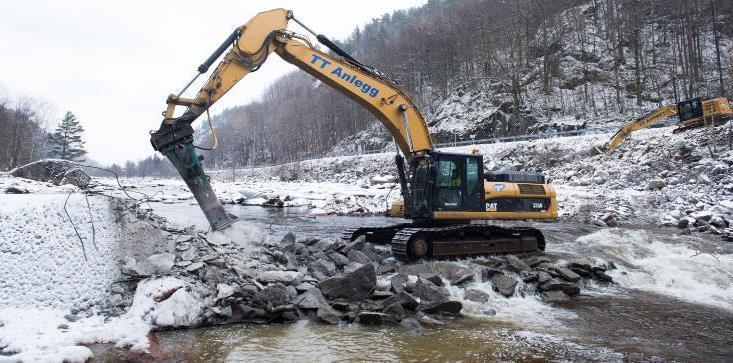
576, 229, 733, 311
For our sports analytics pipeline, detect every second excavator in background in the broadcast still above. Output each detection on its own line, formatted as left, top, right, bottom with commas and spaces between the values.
150, 9, 557, 261
593, 97, 733, 154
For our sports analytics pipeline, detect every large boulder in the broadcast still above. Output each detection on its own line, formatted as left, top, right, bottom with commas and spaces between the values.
318, 264, 376, 300
491, 274, 518, 297
11, 159, 91, 188
411, 278, 450, 303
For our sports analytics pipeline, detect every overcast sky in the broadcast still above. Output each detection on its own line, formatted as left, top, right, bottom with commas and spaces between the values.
0, 0, 426, 164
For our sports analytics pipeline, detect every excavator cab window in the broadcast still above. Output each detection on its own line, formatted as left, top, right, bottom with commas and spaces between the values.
432, 153, 484, 212
678, 97, 704, 123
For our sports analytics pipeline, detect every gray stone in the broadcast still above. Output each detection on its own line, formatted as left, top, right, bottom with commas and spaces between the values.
295, 282, 314, 293
175, 242, 192, 251
57, 323, 69, 330
377, 260, 398, 274
538, 279, 581, 296
357, 311, 388, 325
186, 262, 205, 272
542, 290, 569, 302
522, 255, 552, 267
383, 302, 407, 321
464, 289, 490, 303
506, 255, 531, 272
382, 291, 419, 310
295, 288, 329, 310
309, 259, 337, 279
317, 306, 342, 324
593, 271, 614, 283
400, 317, 423, 334
537, 271, 553, 284
179, 248, 198, 262
418, 273, 444, 286
216, 283, 236, 299
412, 278, 449, 303
256, 270, 303, 285
211, 305, 233, 318
554, 267, 581, 282
390, 274, 409, 293
481, 268, 503, 282
347, 250, 372, 264
417, 300, 462, 314
318, 264, 377, 300
522, 271, 539, 283
646, 179, 666, 190
491, 274, 518, 297
280, 232, 296, 245
328, 252, 350, 267
254, 284, 290, 307
134, 253, 175, 276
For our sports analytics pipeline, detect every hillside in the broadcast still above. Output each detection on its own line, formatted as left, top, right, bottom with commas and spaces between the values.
196, 0, 732, 168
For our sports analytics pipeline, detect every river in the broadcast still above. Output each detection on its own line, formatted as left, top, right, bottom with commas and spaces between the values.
90, 203, 733, 362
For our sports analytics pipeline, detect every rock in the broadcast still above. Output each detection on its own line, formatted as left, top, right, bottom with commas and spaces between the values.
400, 317, 423, 334
342, 262, 364, 274
602, 214, 619, 227
677, 217, 695, 228
417, 314, 446, 326
553, 267, 581, 282
383, 302, 407, 321
60, 168, 92, 188
593, 271, 614, 283
347, 250, 372, 265
710, 215, 728, 228
11, 159, 92, 187
371, 290, 393, 299
280, 232, 296, 245
646, 179, 666, 190
481, 268, 503, 282
537, 271, 553, 284
390, 274, 409, 293
134, 253, 175, 276
506, 255, 530, 272
328, 252, 350, 267
4, 187, 29, 194
175, 242, 192, 251
318, 264, 377, 300
295, 288, 329, 310
57, 323, 69, 330
491, 274, 518, 297
254, 284, 290, 307
691, 211, 713, 223
566, 259, 592, 271
295, 282, 314, 293
542, 290, 569, 302
309, 259, 337, 280
377, 260, 398, 274
418, 273, 444, 286
382, 292, 419, 310
522, 255, 552, 268
216, 283, 236, 300
317, 305, 342, 324
357, 311, 388, 325
522, 271, 539, 283
210, 305, 233, 318
232, 304, 267, 323
411, 278, 450, 303
538, 279, 580, 296
256, 270, 303, 285
464, 289, 490, 303
186, 262, 205, 272
417, 300, 462, 315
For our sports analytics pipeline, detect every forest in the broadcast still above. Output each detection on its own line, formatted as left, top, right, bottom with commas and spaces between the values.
196, 0, 733, 168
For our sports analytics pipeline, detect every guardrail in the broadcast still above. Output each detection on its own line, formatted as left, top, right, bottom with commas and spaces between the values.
230, 125, 620, 170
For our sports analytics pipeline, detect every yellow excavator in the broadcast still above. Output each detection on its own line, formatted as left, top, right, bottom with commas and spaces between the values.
593, 97, 733, 154
150, 9, 557, 260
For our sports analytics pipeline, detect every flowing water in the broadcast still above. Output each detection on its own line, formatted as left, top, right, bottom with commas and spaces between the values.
92, 204, 733, 362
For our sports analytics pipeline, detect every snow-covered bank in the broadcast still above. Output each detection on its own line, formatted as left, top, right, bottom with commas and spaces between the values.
200, 125, 733, 237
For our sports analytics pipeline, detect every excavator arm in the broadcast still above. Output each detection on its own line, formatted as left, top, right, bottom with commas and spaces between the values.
150, 9, 433, 230
594, 104, 678, 153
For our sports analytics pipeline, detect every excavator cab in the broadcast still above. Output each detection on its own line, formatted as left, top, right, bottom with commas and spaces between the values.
405, 152, 485, 220
677, 97, 704, 123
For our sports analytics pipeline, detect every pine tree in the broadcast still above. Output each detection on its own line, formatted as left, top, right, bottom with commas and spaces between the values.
48, 111, 87, 161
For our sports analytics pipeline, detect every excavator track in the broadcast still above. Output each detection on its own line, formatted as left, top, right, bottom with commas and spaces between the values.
673, 115, 732, 134
342, 223, 545, 261
342, 223, 413, 244
390, 224, 545, 261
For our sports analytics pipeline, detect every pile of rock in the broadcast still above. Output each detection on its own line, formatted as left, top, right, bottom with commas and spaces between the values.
110, 201, 615, 334
11, 159, 91, 188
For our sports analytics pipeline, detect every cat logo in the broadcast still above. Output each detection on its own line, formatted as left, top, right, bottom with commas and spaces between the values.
485, 202, 498, 212
493, 183, 505, 192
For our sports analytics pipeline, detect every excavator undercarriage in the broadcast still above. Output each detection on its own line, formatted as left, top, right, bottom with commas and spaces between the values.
343, 223, 544, 261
